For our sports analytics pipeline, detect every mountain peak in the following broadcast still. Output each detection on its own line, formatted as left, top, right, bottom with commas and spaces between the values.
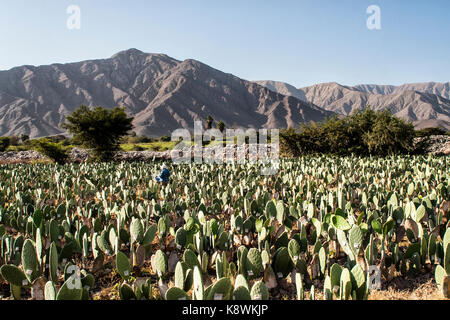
0, 51, 331, 138
111, 48, 145, 59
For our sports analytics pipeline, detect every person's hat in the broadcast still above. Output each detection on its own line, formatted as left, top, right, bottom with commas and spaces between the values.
161, 163, 168, 169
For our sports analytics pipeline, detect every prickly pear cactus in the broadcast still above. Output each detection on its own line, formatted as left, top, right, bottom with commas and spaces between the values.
44, 281, 56, 300
0, 264, 29, 287
21, 239, 40, 283
273, 247, 292, 279
56, 278, 83, 300
245, 248, 263, 279
232, 286, 251, 300
193, 265, 204, 300
350, 264, 366, 300
119, 282, 137, 300
116, 251, 131, 281
154, 250, 168, 279
330, 263, 342, 298
183, 248, 201, 269
165, 287, 190, 300
206, 277, 232, 300
175, 261, 187, 290
349, 225, 363, 257
339, 268, 352, 300
49, 242, 59, 283
130, 218, 144, 244
250, 281, 269, 300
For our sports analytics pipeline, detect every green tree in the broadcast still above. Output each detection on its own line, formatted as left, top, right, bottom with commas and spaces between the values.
20, 134, 30, 143
217, 120, 225, 133
62, 105, 134, 161
0, 137, 10, 152
280, 109, 417, 157
415, 127, 448, 137
363, 110, 415, 155
32, 138, 68, 165
206, 115, 214, 130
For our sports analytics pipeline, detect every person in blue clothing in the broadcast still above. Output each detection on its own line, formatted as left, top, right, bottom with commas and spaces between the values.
155, 163, 170, 185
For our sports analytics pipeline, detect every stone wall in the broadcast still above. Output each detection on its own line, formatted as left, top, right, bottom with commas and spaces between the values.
0, 137, 447, 164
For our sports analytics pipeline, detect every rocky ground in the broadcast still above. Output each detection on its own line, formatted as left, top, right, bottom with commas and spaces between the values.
414, 135, 450, 155
0, 136, 448, 164
0, 144, 278, 164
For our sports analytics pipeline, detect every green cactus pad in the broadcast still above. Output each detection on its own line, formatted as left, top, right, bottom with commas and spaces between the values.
233, 286, 251, 300
288, 239, 301, 263
0, 264, 28, 287
273, 247, 292, 278
116, 251, 131, 281
339, 268, 352, 300
130, 218, 144, 243
250, 281, 269, 300
444, 242, 450, 274
246, 248, 263, 279
174, 261, 187, 289
49, 242, 59, 283
119, 282, 137, 300
56, 278, 83, 300
349, 225, 363, 252
183, 248, 201, 269
295, 272, 304, 300
154, 250, 168, 278
175, 228, 187, 249
323, 275, 332, 300
81, 271, 95, 291
21, 239, 40, 283
206, 277, 232, 300
435, 264, 446, 288
330, 263, 342, 293
235, 274, 249, 291
350, 264, 366, 300
276, 201, 285, 224
44, 281, 56, 300
166, 286, 190, 300
193, 265, 204, 300
265, 201, 277, 219
331, 215, 351, 231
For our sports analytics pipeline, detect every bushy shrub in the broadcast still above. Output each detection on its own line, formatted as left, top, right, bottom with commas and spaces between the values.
130, 144, 145, 151
159, 136, 171, 142
8, 136, 20, 146
281, 109, 416, 156
0, 137, 10, 152
415, 127, 448, 137
32, 138, 69, 164
62, 105, 134, 162
127, 135, 155, 144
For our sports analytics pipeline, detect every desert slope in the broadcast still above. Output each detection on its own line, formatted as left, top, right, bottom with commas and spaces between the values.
255, 80, 450, 130
0, 49, 332, 138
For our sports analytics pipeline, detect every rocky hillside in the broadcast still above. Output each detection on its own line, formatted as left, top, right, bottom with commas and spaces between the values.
255, 81, 450, 130
0, 49, 332, 138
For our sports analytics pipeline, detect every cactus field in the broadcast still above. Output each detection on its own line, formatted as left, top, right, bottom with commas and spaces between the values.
0, 155, 449, 300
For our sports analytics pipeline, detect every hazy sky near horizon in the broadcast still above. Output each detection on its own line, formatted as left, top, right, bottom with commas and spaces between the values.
0, 0, 449, 88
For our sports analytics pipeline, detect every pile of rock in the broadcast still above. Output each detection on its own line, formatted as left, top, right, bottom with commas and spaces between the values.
414, 135, 450, 155
168, 144, 278, 162
0, 150, 44, 163
0, 138, 447, 164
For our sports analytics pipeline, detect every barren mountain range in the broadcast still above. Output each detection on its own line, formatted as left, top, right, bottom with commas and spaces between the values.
255, 81, 450, 130
0, 49, 331, 138
0, 48, 448, 138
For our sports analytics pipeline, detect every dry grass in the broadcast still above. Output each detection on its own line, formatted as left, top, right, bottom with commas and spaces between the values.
368, 275, 446, 300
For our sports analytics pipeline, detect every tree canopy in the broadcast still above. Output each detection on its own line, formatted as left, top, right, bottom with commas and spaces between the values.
62, 105, 134, 161
280, 109, 416, 157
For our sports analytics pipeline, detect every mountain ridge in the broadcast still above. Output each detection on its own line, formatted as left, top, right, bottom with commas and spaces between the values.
0, 49, 333, 138
255, 80, 450, 130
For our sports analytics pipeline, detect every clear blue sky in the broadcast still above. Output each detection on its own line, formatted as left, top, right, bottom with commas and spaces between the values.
0, 0, 449, 88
